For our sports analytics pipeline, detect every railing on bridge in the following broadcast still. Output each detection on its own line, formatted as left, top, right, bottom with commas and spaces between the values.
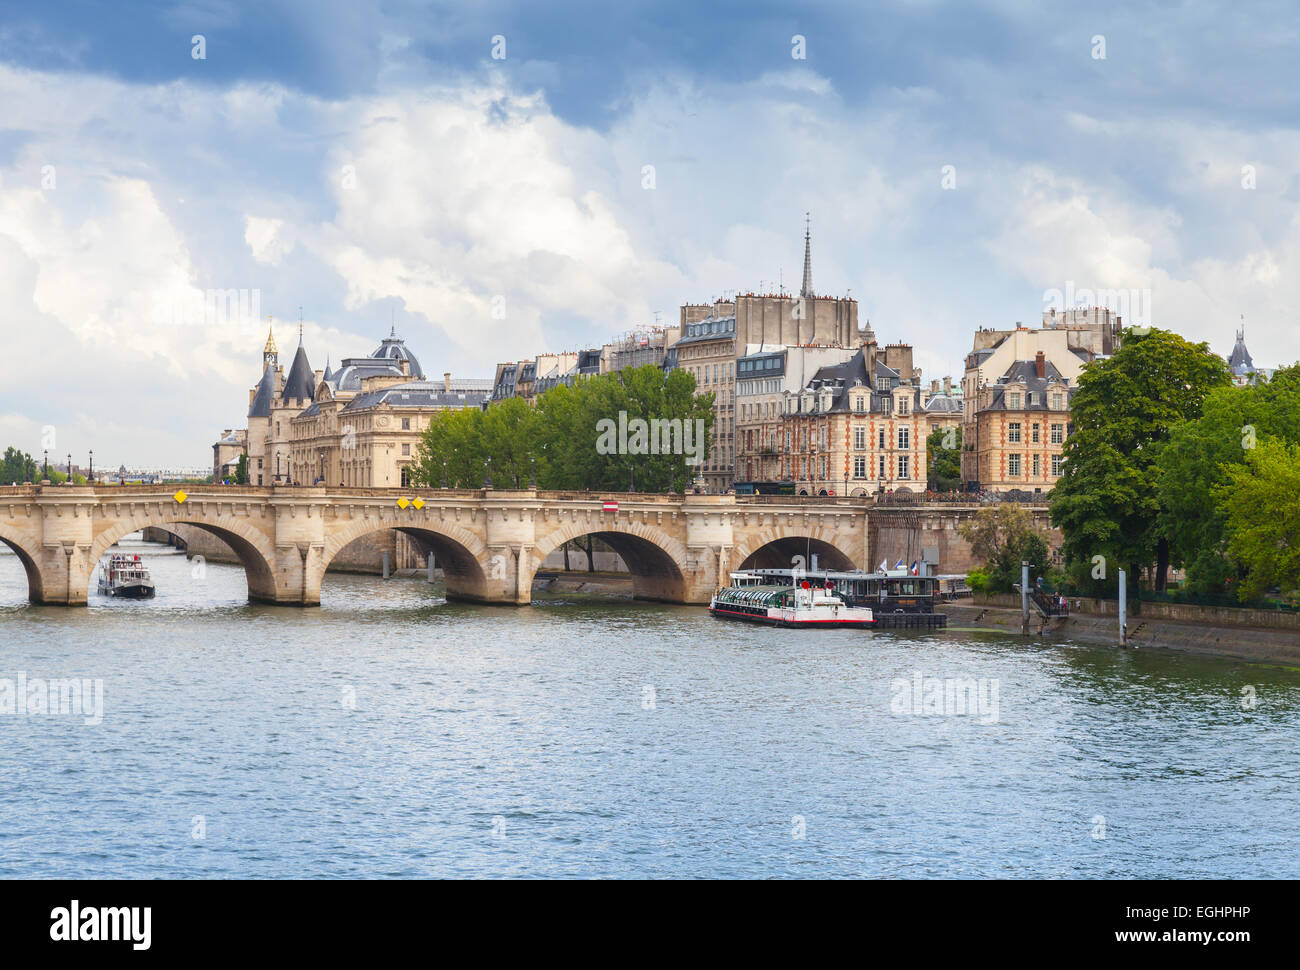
1028, 587, 1070, 618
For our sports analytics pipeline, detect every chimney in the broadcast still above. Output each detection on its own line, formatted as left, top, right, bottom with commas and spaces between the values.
930, 378, 940, 394
443, 371, 452, 393
1035, 351, 1046, 378
943, 376, 951, 395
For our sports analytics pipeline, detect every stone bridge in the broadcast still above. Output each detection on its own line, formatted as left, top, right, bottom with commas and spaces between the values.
0, 485, 1055, 606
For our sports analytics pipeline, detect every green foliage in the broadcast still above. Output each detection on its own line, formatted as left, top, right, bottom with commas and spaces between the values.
1215, 438, 1300, 604
959, 504, 1052, 594
234, 454, 249, 485
926, 425, 962, 491
413, 366, 714, 492
1154, 364, 1300, 593
965, 567, 991, 596
1049, 327, 1231, 588
1, 446, 38, 483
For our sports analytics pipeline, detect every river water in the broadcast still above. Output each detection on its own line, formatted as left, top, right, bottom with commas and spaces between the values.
0, 539, 1297, 878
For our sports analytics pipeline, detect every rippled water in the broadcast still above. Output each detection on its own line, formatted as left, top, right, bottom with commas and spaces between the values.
0, 540, 1297, 878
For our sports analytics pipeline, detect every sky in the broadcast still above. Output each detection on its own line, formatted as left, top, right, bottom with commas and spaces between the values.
0, 0, 1296, 468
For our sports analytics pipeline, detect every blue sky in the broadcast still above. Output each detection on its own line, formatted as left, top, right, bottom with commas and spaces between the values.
0, 0, 1296, 466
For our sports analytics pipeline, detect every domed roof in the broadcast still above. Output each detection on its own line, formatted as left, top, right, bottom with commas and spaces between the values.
370, 327, 424, 379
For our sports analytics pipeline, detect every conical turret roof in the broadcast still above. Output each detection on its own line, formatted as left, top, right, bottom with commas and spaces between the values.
248, 362, 277, 418
281, 342, 315, 402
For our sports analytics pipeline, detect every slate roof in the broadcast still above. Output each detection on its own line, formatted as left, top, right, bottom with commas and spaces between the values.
281, 344, 315, 402
1229, 330, 1255, 376
371, 333, 425, 379
248, 363, 277, 418
341, 381, 490, 412
981, 360, 1073, 412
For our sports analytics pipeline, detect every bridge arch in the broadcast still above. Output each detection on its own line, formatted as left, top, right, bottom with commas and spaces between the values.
732, 525, 859, 573
89, 512, 279, 603
0, 527, 49, 604
314, 520, 492, 603
529, 519, 689, 602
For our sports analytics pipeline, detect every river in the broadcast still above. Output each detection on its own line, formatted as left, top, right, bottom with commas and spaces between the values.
0, 539, 1297, 878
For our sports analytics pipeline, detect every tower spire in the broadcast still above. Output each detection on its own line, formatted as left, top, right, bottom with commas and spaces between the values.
800, 212, 813, 298
263, 315, 277, 366
298, 306, 304, 345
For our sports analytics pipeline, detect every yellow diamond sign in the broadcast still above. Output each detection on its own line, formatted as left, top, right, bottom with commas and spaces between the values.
412, 497, 425, 510
173, 490, 188, 504
397, 497, 410, 509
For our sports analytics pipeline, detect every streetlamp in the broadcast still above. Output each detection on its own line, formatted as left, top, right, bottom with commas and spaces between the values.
844, 470, 848, 497
276, 453, 281, 481
441, 460, 448, 489
88, 450, 94, 484
529, 456, 535, 489
482, 456, 491, 490
319, 450, 324, 485
42, 450, 48, 481
66, 453, 71, 484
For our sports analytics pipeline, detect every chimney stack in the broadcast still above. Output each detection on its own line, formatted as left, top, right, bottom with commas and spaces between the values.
1035, 350, 1046, 378
443, 371, 452, 393
943, 376, 951, 394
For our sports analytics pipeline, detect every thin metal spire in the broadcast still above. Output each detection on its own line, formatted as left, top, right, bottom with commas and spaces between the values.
800, 212, 813, 298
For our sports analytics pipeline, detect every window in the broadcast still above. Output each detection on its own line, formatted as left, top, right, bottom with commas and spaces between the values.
401, 443, 410, 456
402, 418, 411, 430
897, 397, 909, 415
1051, 454, 1064, 476
898, 428, 910, 450
853, 456, 866, 478
853, 426, 866, 450
1050, 423, 1064, 444
1032, 454, 1040, 476
1008, 422, 1021, 444
1051, 394, 1064, 410
878, 455, 886, 478
1032, 423, 1040, 443
1008, 454, 1021, 476
855, 396, 866, 413
878, 428, 886, 449
1007, 393, 1021, 409
898, 455, 910, 479
400, 467, 410, 487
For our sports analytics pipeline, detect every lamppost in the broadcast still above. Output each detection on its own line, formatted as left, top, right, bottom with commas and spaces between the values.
441, 460, 448, 489
276, 453, 281, 482
844, 470, 848, 497
482, 456, 491, 490
319, 450, 324, 485
88, 450, 94, 484
529, 456, 535, 489
42, 450, 48, 481
66, 453, 71, 484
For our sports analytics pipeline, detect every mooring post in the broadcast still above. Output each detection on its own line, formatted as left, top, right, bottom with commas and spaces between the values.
1021, 560, 1030, 635
427, 555, 435, 583
1118, 568, 1128, 648
382, 551, 390, 580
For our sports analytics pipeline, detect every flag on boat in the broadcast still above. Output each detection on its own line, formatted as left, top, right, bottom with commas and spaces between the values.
895, 558, 905, 569
909, 561, 918, 575
878, 559, 889, 572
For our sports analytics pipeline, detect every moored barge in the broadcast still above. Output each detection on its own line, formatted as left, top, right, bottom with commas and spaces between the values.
709, 573, 875, 628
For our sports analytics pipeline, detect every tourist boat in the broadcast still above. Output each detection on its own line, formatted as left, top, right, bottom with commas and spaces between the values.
96, 554, 156, 598
746, 568, 949, 629
709, 573, 874, 627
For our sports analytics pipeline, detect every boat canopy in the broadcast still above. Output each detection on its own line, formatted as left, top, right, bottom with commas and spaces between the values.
714, 585, 795, 608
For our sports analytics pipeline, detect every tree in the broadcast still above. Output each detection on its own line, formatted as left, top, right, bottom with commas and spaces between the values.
1, 447, 38, 484
1154, 364, 1300, 593
234, 454, 249, 485
959, 504, 1052, 594
1049, 327, 1231, 592
1215, 439, 1300, 604
414, 366, 714, 493
926, 425, 962, 491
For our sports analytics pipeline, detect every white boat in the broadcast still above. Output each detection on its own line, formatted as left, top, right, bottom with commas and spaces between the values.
709, 573, 874, 628
96, 554, 156, 599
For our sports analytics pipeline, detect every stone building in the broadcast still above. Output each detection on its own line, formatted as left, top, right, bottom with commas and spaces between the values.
961, 311, 1120, 490
965, 353, 1074, 493
768, 347, 927, 496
